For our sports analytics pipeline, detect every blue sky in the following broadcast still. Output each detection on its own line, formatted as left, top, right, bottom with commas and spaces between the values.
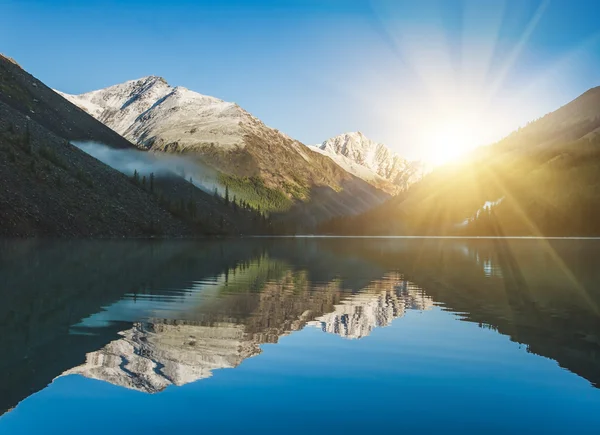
2, 0, 600, 160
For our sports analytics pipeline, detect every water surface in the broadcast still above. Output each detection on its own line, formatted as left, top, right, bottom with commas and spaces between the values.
1, 238, 599, 434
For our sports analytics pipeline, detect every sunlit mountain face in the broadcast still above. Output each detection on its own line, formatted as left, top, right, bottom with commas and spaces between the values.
1, 238, 600, 434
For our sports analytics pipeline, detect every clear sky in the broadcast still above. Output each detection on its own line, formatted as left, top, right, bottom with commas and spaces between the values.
3, 0, 600, 162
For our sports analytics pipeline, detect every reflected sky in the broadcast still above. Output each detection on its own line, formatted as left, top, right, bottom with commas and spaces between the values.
1, 238, 599, 434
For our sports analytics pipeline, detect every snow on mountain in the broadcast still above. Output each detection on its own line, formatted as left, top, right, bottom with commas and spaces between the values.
310, 145, 397, 193
57, 76, 252, 151
57, 77, 390, 224
319, 132, 424, 191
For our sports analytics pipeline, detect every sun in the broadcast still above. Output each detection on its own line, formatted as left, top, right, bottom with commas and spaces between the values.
422, 113, 486, 166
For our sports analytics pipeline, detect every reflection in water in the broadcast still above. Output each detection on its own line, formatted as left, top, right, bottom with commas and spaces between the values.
1, 238, 600, 433
63, 321, 257, 393
61, 272, 431, 392
310, 278, 432, 339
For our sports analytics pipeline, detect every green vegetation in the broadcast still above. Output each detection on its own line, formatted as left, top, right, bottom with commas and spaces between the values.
219, 174, 292, 212
213, 255, 289, 295
281, 178, 310, 201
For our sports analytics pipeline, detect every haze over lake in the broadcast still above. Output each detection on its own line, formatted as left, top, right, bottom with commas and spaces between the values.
1, 237, 599, 434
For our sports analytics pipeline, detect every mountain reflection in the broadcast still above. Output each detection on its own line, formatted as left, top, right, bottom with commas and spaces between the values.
63, 320, 257, 393
1, 238, 600, 415
310, 279, 432, 339
61, 272, 430, 393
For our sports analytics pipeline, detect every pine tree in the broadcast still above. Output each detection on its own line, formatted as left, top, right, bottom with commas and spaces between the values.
150, 172, 155, 192
142, 175, 146, 188
232, 195, 237, 212
213, 187, 219, 199
224, 185, 230, 206
133, 170, 139, 185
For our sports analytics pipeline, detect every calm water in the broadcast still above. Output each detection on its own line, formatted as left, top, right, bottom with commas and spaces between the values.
1, 238, 600, 434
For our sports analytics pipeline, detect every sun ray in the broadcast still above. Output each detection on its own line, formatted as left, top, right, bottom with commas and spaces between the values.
486, 0, 550, 104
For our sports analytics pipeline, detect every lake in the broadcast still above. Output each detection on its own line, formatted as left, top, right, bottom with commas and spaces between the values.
1, 237, 599, 434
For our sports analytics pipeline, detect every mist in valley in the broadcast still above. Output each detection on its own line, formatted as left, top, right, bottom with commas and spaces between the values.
71, 141, 224, 195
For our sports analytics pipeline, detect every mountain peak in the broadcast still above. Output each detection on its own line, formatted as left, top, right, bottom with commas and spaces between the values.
320, 131, 423, 190
0, 53, 20, 68
320, 131, 379, 152
136, 75, 168, 85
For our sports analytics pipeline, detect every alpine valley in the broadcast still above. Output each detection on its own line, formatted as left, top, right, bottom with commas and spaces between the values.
0, 54, 421, 236
58, 76, 420, 227
5, 50, 600, 238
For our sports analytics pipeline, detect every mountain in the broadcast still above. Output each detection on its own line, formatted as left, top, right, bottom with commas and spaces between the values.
0, 56, 132, 149
3, 238, 600, 413
319, 87, 600, 236
0, 54, 264, 236
58, 273, 428, 393
57, 76, 246, 152
59, 78, 389, 226
61, 321, 259, 393
310, 281, 432, 339
317, 132, 425, 192
310, 145, 399, 194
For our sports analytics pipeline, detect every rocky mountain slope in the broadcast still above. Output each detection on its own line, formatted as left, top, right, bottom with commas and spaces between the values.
310, 145, 398, 195
0, 54, 269, 236
59, 78, 389, 225
0, 55, 132, 149
317, 132, 424, 192
0, 55, 192, 236
0, 103, 189, 237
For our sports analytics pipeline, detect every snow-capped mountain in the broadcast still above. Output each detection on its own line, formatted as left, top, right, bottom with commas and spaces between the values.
58, 76, 262, 152
318, 132, 424, 192
58, 77, 389, 224
310, 145, 399, 194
